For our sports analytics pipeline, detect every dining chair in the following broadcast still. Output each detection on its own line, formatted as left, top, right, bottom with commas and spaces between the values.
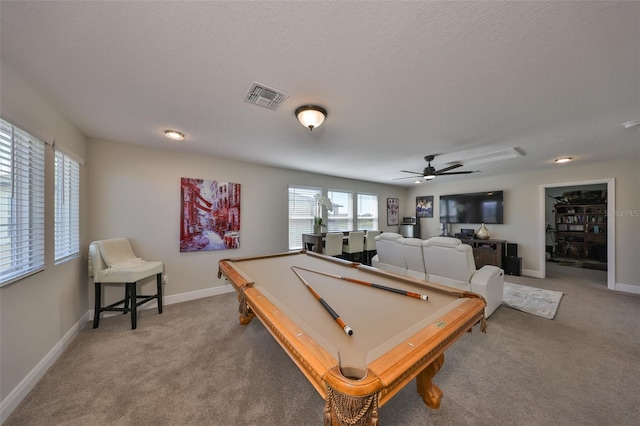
342, 231, 365, 262
324, 232, 344, 257
363, 230, 382, 265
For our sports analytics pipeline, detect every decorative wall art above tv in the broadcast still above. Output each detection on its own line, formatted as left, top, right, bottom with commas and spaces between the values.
180, 177, 241, 252
439, 191, 504, 224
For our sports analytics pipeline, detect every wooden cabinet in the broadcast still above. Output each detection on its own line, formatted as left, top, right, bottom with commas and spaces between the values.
554, 204, 607, 261
461, 238, 505, 269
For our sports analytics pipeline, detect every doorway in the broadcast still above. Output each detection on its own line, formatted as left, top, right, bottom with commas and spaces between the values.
539, 179, 615, 290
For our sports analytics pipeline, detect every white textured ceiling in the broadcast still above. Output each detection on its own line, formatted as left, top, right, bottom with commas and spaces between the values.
1, 1, 638, 186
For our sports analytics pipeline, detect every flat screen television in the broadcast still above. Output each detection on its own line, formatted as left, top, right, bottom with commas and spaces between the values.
439, 191, 504, 224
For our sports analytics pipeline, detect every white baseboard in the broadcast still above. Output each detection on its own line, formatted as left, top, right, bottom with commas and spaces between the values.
522, 268, 544, 278
0, 284, 235, 423
615, 282, 640, 295
0, 310, 90, 424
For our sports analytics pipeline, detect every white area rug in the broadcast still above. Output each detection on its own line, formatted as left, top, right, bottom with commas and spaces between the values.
503, 282, 563, 319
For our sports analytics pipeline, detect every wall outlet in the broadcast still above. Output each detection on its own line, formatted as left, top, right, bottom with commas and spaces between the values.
162, 275, 169, 285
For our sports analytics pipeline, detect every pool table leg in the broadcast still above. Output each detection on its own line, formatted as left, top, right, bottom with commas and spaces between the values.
416, 353, 445, 409
237, 293, 256, 325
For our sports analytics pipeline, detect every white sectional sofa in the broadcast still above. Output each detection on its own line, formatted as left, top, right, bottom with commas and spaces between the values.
371, 233, 504, 317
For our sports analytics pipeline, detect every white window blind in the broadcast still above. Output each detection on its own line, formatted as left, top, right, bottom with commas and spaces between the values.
357, 193, 379, 230
0, 118, 45, 285
288, 186, 321, 250
55, 150, 80, 263
327, 190, 353, 232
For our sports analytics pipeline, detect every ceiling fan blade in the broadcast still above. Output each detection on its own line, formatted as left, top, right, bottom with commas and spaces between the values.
438, 170, 479, 175
392, 175, 423, 180
399, 170, 424, 175
435, 163, 462, 174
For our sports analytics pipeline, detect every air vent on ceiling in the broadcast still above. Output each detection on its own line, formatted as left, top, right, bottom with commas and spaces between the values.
244, 82, 289, 111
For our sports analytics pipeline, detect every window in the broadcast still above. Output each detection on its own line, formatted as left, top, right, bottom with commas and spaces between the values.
0, 118, 45, 285
288, 186, 379, 250
288, 186, 321, 250
327, 190, 353, 232
357, 193, 378, 230
55, 150, 80, 263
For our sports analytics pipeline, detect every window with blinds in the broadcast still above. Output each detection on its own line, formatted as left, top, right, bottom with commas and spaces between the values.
288, 186, 321, 250
0, 118, 46, 286
327, 190, 353, 232
55, 150, 80, 263
357, 193, 379, 230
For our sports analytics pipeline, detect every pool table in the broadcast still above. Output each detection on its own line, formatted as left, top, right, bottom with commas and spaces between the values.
218, 251, 486, 425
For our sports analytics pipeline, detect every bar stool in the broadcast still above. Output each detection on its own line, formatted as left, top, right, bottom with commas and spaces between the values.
89, 238, 163, 330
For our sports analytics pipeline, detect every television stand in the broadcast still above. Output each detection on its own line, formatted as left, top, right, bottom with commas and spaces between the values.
459, 238, 506, 269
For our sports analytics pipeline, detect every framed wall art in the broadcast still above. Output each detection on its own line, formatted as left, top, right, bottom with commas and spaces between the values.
387, 197, 399, 225
180, 177, 241, 252
416, 195, 433, 218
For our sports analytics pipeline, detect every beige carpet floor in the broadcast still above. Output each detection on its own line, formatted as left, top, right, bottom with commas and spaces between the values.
5, 262, 640, 425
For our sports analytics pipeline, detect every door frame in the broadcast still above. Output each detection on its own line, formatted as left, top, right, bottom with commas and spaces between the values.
538, 178, 615, 290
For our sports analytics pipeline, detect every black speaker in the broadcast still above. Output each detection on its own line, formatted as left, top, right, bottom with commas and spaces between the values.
504, 256, 522, 276
506, 243, 518, 257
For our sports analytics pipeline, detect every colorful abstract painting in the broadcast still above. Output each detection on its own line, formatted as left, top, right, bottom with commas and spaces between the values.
180, 177, 241, 252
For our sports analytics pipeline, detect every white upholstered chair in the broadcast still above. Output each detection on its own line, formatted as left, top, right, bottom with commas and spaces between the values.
363, 230, 382, 265
342, 231, 365, 262
324, 232, 344, 257
89, 238, 164, 329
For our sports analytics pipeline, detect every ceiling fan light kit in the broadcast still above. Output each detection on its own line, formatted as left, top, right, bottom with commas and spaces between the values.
295, 105, 327, 131
622, 120, 640, 129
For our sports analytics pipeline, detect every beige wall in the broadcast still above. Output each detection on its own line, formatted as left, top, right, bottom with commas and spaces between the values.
87, 139, 408, 302
407, 158, 639, 288
0, 63, 89, 403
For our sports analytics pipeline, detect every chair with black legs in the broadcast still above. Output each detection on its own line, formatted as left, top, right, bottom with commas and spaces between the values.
89, 238, 163, 330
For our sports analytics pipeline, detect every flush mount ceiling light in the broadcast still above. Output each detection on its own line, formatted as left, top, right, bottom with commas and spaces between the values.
165, 130, 185, 141
622, 120, 640, 129
295, 105, 327, 131
555, 157, 573, 164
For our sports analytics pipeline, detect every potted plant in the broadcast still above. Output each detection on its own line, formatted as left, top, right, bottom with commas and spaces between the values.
314, 195, 333, 234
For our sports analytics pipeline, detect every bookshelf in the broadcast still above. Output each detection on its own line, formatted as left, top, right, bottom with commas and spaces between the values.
554, 204, 607, 261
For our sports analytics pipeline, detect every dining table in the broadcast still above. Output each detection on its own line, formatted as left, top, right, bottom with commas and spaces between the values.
302, 231, 364, 254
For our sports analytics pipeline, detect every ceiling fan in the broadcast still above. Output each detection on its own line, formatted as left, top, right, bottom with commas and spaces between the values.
394, 154, 479, 182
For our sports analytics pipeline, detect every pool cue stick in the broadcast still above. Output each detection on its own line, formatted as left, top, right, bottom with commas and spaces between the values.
290, 267, 353, 336
293, 266, 428, 301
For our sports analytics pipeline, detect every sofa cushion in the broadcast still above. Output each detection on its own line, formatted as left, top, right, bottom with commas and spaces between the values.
422, 237, 476, 284
424, 236, 463, 248
399, 238, 427, 280
373, 232, 406, 275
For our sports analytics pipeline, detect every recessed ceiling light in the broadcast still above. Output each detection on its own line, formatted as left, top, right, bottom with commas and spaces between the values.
165, 130, 185, 141
414, 180, 422, 184
555, 157, 573, 164
622, 120, 640, 129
